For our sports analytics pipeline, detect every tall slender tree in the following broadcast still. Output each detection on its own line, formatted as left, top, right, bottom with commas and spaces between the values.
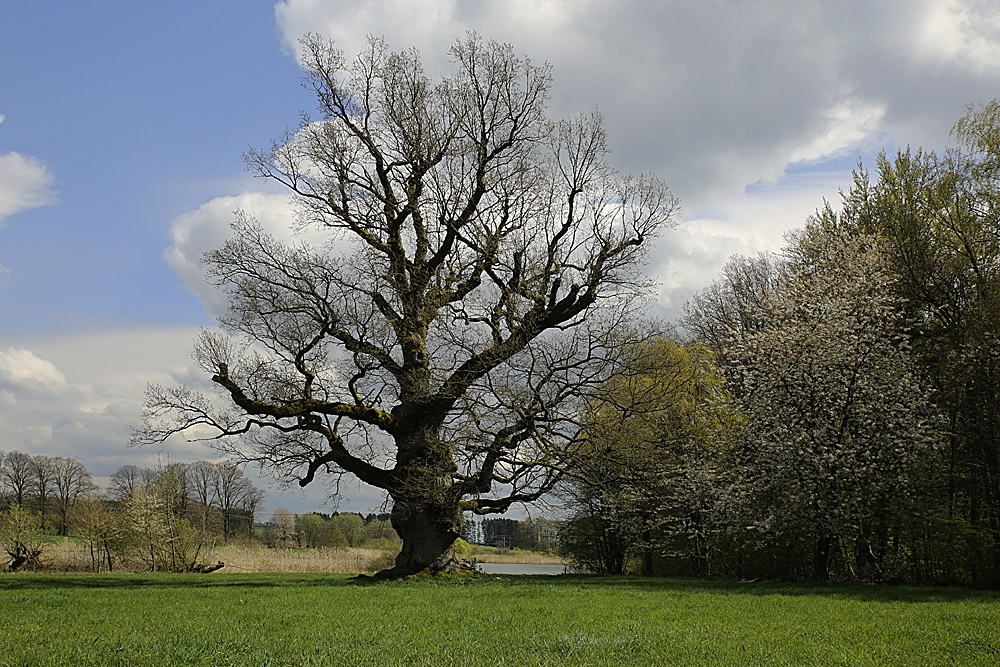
30, 455, 54, 519
51, 457, 96, 536
841, 101, 1000, 580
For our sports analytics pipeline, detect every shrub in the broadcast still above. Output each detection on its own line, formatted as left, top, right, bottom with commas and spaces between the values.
0, 504, 47, 571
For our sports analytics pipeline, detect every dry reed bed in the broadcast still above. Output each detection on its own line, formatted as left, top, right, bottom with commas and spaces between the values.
209, 544, 395, 573
213, 545, 564, 571
36, 539, 563, 573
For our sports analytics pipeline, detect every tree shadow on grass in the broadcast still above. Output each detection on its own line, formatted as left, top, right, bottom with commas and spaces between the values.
0, 572, 356, 591
474, 573, 1000, 603
1, 572, 997, 604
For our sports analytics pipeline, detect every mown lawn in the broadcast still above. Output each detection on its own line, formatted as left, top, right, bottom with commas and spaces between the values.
1, 573, 997, 666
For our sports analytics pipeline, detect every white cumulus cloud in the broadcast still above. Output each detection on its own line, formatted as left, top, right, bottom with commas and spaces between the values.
650, 167, 851, 319
0, 150, 57, 226
0, 114, 57, 226
0, 347, 69, 396
165, 192, 297, 317
915, 0, 1000, 73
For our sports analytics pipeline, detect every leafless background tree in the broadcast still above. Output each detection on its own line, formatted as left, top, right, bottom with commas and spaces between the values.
51, 456, 97, 536
0, 451, 33, 507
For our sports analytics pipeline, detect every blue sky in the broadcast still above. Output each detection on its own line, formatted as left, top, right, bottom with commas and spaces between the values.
0, 1, 308, 330
2, 0, 1000, 518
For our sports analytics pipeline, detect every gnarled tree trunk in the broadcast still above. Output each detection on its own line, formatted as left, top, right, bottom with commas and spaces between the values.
375, 423, 465, 577
386, 499, 463, 576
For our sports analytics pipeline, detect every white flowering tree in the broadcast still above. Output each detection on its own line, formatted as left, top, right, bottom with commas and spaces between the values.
722, 217, 933, 579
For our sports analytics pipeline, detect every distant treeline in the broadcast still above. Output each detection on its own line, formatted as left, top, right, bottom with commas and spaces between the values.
0, 450, 95, 536
462, 518, 559, 552
263, 509, 399, 550
0, 453, 264, 572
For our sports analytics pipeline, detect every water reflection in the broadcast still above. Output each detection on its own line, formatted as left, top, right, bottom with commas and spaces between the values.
476, 562, 567, 575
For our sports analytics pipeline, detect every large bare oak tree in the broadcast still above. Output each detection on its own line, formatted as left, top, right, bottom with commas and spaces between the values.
136, 34, 678, 576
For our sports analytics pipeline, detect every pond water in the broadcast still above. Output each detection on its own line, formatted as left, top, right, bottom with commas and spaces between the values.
476, 562, 567, 575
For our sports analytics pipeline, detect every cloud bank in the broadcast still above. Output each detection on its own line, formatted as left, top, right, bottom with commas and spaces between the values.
0, 326, 383, 516
263, 0, 999, 317
273, 0, 1000, 211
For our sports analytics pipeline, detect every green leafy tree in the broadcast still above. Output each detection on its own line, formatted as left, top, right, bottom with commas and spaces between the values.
332, 513, 365, 548
0, 505, 46, 572
121, 466, 211, 572
362, 518, 400, 550
561, 337, 735, 575
839, 103, 1000, 582
72, 498, 124, 573
295, 513, 332, 548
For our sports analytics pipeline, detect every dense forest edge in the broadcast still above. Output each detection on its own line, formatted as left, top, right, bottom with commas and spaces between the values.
558, 100, 1000, 587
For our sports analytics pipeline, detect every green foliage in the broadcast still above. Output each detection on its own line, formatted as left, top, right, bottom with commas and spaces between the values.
725, 225, 935, 580
362, 519, 401, 550
666, 101, 1000, 584
70, 498, 123, 573
836, 101, 1000, 584
0, 504, 46, 571
562, 337, 736, 576
558, 511, 627, 574
118, 468, 211, 573
294, 512, 327, 547
1, 574, 998, 666
335, 513, 365, 548
452, 537, 472, 556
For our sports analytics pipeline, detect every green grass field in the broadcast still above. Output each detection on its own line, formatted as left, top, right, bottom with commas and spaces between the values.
1, 574, 997, 666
